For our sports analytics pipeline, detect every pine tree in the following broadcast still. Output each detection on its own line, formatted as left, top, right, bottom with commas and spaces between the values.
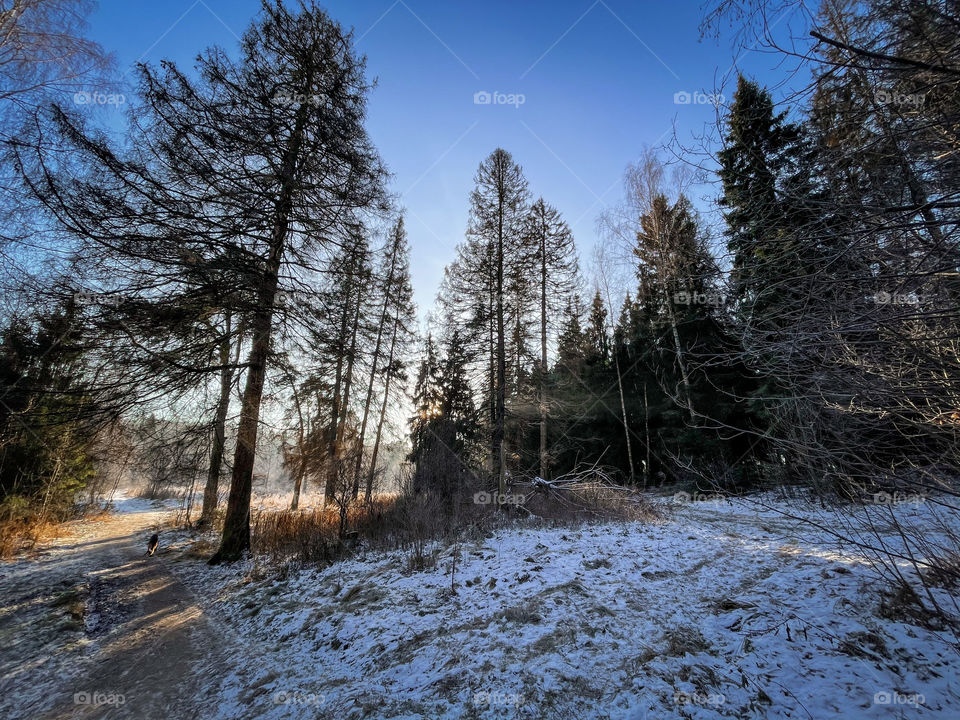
585, 290, 609, 367
463, 149, 529, 500
408, 331, 478, 500
14, 1, 388, 561
363, 217, 417, 501
200, 1, 386, 561
718, 75, 805, 323
523, 198, 578, 479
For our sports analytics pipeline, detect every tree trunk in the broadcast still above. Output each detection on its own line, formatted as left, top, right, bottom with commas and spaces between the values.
323, 282, 352, 505
327, 289, 362, 502
495, 202, 507, 503
613, 347, 635, 483
666, 303, 696, 424
488, 276, 497, 476
290, 463, 305, 511
199, 311, 234, 528
210, 100, 308, 564
209, 247, 283, 563
288, 379, 307, 511
365, 305, 401, 502
539, 224, 548, 480
643, 382, 650, 489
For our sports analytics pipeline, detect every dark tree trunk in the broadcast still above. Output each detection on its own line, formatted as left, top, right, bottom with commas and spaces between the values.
210, 100, 309, 564
323, 283, 352, 504
365, 305, 400, 502
208, 246, 282, 564
495, 200, 507, 502
539, 224, 548, 480
198, 311, 235, 528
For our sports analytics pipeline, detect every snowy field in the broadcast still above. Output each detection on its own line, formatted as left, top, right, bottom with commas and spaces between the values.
163, 493, 960, 719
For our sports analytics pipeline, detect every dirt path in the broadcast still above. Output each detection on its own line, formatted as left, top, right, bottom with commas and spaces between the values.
0, 499, 248, 720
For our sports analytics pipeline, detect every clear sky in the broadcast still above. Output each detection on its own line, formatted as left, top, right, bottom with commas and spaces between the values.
84, 0, 796, 319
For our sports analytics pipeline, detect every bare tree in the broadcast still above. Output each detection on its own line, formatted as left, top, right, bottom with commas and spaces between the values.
0, 0, 113, 123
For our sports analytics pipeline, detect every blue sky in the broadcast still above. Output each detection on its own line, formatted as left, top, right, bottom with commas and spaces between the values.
85, 0, 797, 317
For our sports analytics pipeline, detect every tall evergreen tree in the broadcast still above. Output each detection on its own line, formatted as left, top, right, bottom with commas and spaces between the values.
363, 217, 417, 501
463, 149, 529, 500
523, 198, 578, 479
408, 331, 478, 500
718, 75, 805, 324
195, 1, 386, 561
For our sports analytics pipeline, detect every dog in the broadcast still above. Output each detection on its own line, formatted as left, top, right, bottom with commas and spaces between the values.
146, 533, 159, 556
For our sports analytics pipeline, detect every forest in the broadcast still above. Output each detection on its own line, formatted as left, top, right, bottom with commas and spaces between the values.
0, 1, 958, 718
3, 0, 957, 556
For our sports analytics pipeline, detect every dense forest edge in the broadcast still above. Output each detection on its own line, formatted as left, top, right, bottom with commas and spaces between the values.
1, 0, 958, 633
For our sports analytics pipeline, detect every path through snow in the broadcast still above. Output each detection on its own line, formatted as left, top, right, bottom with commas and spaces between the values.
3, 493, 959, 719
0, 495, 249, 720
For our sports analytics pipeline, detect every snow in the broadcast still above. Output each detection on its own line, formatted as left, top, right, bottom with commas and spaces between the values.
0, 492, 176, 720
167, 493, 960, 719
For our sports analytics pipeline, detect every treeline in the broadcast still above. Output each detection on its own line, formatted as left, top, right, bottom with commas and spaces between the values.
0, 0, 957, 562
410, 147, 759, 498
1, 1, 416, 561
409, 0, 960, 503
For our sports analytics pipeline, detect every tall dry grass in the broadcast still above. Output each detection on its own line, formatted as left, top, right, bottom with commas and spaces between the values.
248, 486, 658, 567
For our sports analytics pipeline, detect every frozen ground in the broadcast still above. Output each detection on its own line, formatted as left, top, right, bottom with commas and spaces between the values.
0, 491, 234, 720
3, 491, 959, 719
170, 493, 960, 719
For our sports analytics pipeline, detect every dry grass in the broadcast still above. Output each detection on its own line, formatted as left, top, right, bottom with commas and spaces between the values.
500, 601, 542, 624
251, 497, 401, 565
878, 579, 941, 628
662, 625, 712, 657
135, 484, 184, 501
921, 551, 960, 589
246, 485, 658, 568
518, 485, 658, 524
251, 491, 498, 567
0, 515, 62, 559
0, 492, 116, 559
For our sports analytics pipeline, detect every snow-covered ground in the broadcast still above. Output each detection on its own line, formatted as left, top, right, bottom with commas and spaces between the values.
166, 493, 960, 719
0, 490, 185, 720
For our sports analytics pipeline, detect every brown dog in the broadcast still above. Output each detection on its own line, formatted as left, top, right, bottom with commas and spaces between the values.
146, 533, 159, 556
